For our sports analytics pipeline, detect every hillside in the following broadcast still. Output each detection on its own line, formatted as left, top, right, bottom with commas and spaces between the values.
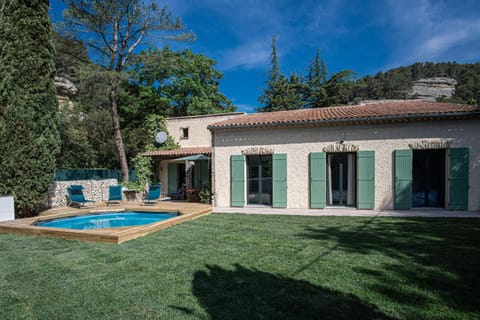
354, 62, 480, 105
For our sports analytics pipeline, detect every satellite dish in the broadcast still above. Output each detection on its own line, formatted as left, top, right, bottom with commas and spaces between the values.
155, 131, 168, 144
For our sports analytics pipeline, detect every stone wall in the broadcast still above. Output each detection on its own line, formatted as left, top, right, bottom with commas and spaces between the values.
47, 179, 118, 207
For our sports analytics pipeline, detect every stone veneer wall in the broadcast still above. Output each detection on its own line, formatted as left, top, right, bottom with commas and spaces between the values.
47, 179, 118, 208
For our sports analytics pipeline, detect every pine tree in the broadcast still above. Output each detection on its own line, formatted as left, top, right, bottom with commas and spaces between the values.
0, 0, 60, 217
285, 72, 307, 110
62, 0, 195, 183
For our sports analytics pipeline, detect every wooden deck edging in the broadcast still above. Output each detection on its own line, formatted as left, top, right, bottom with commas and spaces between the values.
0, 202, 212, 244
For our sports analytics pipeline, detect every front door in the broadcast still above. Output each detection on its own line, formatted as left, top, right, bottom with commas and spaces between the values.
247, 155, 272, 205
327, 153, 356, 206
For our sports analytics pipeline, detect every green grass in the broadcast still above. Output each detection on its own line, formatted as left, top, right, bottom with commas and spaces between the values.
0, 214, 479, 319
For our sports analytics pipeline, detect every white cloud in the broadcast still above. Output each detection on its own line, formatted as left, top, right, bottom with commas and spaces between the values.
415, 21, 480, 59
235, 104, 257, 113
383, 0, 480, 68
218, 41, 271, 71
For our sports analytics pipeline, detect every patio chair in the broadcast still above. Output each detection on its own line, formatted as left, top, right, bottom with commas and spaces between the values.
66, 185, 95, 208
106, 185, 123, 206
142, 184, 161, 205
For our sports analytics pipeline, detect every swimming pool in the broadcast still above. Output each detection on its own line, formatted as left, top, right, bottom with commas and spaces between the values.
0, 203, 211, 244
36, 211, 177, 230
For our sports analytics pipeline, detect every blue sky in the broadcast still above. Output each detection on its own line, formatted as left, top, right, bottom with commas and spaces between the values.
50, 0, 480, 113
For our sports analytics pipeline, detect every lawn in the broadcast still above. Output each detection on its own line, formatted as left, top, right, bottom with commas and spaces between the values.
0, 214, 479, 319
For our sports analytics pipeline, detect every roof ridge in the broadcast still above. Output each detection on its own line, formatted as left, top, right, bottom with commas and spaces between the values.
208, 101, 480, 130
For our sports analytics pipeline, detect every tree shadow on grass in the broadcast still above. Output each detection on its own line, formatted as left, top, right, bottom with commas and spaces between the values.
191, 264, 392, 320
296, 218, 480, 317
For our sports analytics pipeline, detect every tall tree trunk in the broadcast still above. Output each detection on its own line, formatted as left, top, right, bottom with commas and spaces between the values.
109, 81, 129, 183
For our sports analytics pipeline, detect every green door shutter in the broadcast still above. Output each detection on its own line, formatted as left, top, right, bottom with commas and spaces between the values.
168, 163, 178, 195
357, 151, 375, 209
231, 155, 245, 207
449, 147, 469, 211
394, 149, 412, 210
272, 154, 287, 208
309, 152, 326, 209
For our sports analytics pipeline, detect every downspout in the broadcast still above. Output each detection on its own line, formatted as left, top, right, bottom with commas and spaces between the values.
210, 129, 216, 207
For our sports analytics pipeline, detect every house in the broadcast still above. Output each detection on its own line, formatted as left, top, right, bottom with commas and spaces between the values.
208, 100, 480, 211
145, 100, 480, 212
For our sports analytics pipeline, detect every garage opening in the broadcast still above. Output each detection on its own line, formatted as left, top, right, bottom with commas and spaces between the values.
412, 149, 446, 207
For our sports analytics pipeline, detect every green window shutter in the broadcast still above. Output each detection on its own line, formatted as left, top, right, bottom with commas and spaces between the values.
309, 152, 326, 209
357, 151, 375, 209
394, 149, 413, 210
272, 154, 288, 208
168, 163, 178, 195
449, 147, 469, 211
231, 155, 245, 207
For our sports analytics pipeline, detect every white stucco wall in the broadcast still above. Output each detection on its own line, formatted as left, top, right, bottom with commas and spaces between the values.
166, 113, 245, 148
212, 120, 480, 211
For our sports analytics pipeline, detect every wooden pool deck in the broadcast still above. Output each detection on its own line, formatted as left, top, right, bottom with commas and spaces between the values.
0, 202, 212, 244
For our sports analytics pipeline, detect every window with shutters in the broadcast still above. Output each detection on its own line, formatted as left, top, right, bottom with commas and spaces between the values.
326, 152, 356, 207
412, 149, 446, 207
247, 155, 272, 205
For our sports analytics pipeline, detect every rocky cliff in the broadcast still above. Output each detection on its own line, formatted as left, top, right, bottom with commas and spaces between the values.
54, 76, 77, 108
410, 77, 457, 101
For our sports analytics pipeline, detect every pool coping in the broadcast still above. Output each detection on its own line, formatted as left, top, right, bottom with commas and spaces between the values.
0, 203, 212, 244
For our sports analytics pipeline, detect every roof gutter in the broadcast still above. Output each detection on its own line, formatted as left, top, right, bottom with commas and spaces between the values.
207, 111, 480, 131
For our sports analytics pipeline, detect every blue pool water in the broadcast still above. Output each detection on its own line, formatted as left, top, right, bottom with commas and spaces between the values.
36, 212, 177, 230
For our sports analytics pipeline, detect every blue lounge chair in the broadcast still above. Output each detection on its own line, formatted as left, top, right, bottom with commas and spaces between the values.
66, 185, 95, 208
107, 185, 123, 206
142, 184, 161, 205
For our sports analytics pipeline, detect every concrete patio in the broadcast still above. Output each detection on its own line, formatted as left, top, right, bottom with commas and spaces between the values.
213, 206, 480, 218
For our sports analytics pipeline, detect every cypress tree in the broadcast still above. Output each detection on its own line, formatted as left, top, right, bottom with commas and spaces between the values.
258, 36, 306, 112
258, 36, 285, 112
306, 49, 328, 108
0, 0, 60, 217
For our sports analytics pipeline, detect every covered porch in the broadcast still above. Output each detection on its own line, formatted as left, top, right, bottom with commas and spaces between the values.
143, 147, 212, 202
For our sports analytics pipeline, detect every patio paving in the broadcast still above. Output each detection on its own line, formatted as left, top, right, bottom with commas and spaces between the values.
213, 206, 480, 218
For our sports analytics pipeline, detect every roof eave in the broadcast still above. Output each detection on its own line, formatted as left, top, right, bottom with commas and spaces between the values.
208, 111, 480, 131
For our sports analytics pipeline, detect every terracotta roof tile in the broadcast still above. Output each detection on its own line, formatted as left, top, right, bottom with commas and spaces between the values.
143, 147, 211, 157
208, 101, 480, 130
